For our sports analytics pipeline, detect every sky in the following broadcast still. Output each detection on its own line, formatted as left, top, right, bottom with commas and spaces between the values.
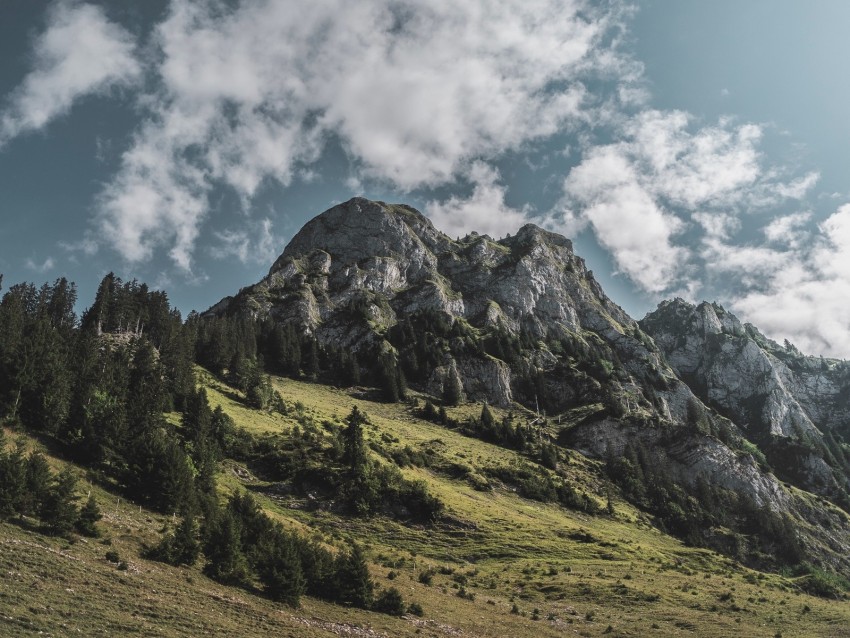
2, 0, 850, 358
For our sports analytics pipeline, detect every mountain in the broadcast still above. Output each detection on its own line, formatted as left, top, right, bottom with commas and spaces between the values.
208, 197, 850, 575
5, 199, 850, 637
641, 298, 850, 501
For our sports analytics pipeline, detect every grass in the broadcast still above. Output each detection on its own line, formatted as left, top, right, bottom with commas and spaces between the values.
2, 370, 850, 637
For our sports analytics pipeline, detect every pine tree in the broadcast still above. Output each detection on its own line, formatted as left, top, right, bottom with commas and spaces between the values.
210, 406, 235, 454
480, 403, 495, 428
333, 544, 374, 608
75, 494, 102, 537
374, 586, 406, 616
379, 356, 400, 403
540, 442, 558, 470
40, 468, 79, 536
342, 406, 368, 473
442, 367, 464, 407
21, 451, 51, 516
257, 530, 306, 606
152, 510, 200, 566
422, 400, 437, 421
172, 511, 201, 565
204, 510, 251, 586
0, 440, 24, 519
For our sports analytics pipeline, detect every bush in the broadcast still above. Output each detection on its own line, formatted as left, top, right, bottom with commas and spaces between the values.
373, 587, 406, 616
798, 565, 850, 599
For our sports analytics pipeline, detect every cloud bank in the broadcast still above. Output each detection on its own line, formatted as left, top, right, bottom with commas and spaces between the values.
90, 0, 625, 272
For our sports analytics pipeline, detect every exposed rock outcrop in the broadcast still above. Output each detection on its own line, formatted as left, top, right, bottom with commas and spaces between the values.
207, 198, 850, 573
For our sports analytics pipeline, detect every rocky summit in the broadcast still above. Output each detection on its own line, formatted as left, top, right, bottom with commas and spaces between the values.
208, 197, 850, 575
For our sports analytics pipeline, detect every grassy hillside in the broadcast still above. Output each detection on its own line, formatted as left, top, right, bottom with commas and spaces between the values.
2, 371, 850, 637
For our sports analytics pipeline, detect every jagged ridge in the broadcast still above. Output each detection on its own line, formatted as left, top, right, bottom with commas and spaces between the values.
208, 198, 850, 576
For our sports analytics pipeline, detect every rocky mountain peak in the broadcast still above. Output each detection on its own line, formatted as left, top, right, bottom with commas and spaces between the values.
205, 198, 850, 574
270, 197, 446, 277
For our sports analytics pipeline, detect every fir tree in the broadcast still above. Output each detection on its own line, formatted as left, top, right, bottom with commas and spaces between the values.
257, 530, 306, 606
21, 451, 51, 516
151, 510, 200, 565
442, 367, 464, 407
374, 586, 406, 616
204, 510, 251, 586
0, 441, 24, 519
40, 468, 79, 536
75, 494, 102, 537
333, 544, 374, 608
480, 403, 495, 428
342, 406, 368, 473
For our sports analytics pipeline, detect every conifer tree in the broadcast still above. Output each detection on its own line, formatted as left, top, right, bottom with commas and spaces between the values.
172, 511, 201, 565
333, 544, 374, 608
257, 530, 306, 606
75, 494, 103, 537
442, 367, 464, 407
40, 468, 79, 536
21, 451, 51, 516
480, 402, 495, 428
204, 510, 251, 586
0, 440, 24, 519
342, 406, 367, 473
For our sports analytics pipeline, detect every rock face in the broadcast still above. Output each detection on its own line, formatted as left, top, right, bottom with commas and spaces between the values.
641, 299, 850, 497
209, 198, 850, 574
212, 198, 675, 409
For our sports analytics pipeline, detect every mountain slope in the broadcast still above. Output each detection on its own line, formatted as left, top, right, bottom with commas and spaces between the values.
641, 299, 850, 501
5, 375, 850, 638
206, 198, 850, 576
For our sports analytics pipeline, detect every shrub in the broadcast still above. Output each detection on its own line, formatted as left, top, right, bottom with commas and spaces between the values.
373, 587, 406, 616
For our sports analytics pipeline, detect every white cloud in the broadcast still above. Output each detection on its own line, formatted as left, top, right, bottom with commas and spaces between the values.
763, 211, 812, 246
25, 256, 55, 273
556, 110, 818, 295
95, 120, 208, 272
211, 218, 281, 265
93, 0, 632, 270
425, 162, 532, 238
716, 205, 850, 357
692, 211, 740, 240
0, 1, 140, 147
560, 145, 687, 293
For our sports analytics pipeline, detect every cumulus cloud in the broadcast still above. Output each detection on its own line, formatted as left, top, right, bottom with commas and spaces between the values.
763, 211, 812, 247
92, 0, 630, 270
728, 205, 850, 357
556, 110, 819, 295
558, 145, 687, 293
425, 162, 532, 238
0, 1, 139, 147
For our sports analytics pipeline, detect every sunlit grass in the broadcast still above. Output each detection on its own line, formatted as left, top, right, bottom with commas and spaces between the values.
1, 371, 848, 637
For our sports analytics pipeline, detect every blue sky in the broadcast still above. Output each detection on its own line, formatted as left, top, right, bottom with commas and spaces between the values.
2, 0, 850, 357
